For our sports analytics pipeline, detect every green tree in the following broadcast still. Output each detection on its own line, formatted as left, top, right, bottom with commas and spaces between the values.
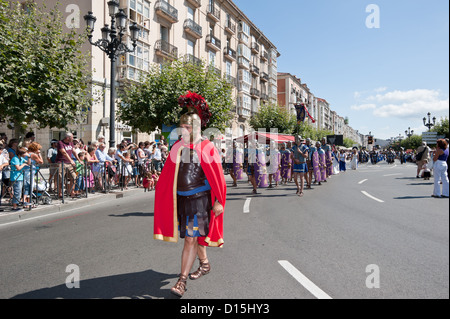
0, 1, 92, 136
249, 103, 296, 134
400, 135, 422, 150
431, 117, 449, 138
118, 59, 234, 133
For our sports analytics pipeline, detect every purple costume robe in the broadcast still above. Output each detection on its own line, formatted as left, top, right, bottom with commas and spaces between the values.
280, 150, 292, 180
312, 150, 321, 182
233, 150, 244, 180
255, 150, 268, 188
319, 150, 327, 181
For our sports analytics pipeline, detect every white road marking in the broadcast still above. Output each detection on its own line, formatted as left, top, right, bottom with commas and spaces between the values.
243, 198, 252, 214
278, 260, 332, 299
383, 173, 402, 177
358, 179, 368, 185
361, 191, 385, 203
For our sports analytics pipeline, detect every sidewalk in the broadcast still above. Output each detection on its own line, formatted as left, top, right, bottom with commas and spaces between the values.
0, 186, 148, 226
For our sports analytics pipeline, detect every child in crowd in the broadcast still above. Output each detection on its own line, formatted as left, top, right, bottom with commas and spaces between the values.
151, 169, 159, 188
123, 152, 134, 190
422, 159, 431, 180
143, 171, 153, 192
75, 152, 86, 194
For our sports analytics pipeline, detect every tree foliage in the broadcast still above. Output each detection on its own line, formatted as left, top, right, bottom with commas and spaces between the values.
0, 1, 92, 134
431, 117, 449, 138
249, 103, 296, 134
118, 59, 234, 133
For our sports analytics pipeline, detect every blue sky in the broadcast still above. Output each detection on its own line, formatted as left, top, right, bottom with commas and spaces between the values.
234, 0, 449, 139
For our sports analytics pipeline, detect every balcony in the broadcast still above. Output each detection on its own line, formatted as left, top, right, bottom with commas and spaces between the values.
260, 93, 269, 101
250, 64, 259, 76
207, 65, 221, 77
207, 4, 220, 22
186, 0, 201, 9
251, 42, 259, 54
238, 57, 249, 70
224, 20, 236, 34
250, 88, 260, 98
225, 74, 237, 87
223, 46, 236, 61
184, 54, 202, 67
260, 50, 269, 61
260, 72, 269, 82
206, 34, 221, 51
155, 40, 178, 60
184, 19, 202, 39
155, 0, 178, 24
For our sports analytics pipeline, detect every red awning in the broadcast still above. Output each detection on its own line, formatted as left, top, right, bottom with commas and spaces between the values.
235, 132, 295, 144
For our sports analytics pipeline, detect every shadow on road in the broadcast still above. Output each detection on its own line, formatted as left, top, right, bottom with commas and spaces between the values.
11, 269, 179, 299
109, 212, 154, 217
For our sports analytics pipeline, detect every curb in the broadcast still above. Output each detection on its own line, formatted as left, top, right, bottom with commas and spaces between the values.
0, 188, 149, 226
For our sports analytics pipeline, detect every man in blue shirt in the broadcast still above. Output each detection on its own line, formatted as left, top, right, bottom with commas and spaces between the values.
292, 136, 309, 197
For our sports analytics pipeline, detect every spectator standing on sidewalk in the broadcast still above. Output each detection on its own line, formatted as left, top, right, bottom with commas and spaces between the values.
432, 139, 449, 198
47, 139, 59, 192
152, 143, 163, 172
55, 132, 77, 198
416, 142, 430, 178
10, 148, 31, 211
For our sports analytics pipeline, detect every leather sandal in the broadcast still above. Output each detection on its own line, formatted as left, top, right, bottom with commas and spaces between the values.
189, 260, 211, 280
171, 275, 188, 297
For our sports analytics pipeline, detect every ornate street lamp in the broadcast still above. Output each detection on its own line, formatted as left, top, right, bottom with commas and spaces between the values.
423, 112, 436, 132
84, 1, 140, 148
405, 127, 414, 139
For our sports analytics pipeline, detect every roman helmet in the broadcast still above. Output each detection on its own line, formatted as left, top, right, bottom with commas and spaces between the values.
178, 91, 211, 143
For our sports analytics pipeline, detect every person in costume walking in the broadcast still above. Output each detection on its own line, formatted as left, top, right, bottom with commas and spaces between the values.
312, 141, 322, 185
280, 143, 292, 185
321, 137, 333, 179
154, 92, 226, 298
292, 136, 309, 197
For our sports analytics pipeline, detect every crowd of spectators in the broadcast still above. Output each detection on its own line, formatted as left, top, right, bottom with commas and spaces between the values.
0, 132, 170, 212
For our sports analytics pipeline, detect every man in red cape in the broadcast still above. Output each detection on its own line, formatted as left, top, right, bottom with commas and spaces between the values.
154, 92, 226, 297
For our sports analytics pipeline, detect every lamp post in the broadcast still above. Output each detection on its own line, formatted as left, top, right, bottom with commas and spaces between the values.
84, 0, 140, 148
423, 112, 437, 132
405, 127, 414, 139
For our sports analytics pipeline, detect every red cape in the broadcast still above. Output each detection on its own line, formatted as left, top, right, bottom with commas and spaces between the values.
154, 139, 226, 247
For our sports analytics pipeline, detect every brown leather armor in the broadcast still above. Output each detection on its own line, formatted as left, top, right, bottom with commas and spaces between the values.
177, 148, 206, 192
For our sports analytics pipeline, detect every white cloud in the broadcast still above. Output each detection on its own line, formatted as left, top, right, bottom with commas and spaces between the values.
352, 89, 449, 119
351, 103, 376, 111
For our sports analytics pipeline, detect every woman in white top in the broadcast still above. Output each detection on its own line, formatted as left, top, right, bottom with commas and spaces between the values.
350, 148, 358, 170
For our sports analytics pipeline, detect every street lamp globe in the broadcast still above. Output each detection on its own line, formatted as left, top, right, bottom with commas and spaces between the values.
129, 22, 140, 43
116, 9, 128, 30
101, 25, 110, 41
83, 11, 97, 33
107, 0, 120, 17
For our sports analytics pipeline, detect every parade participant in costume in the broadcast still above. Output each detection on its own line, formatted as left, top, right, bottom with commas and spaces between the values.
246, 139, 259, 194
280, 143, 292, 184
268, 140, 281, 188
225, 141, 238, 187
318, 143, 327, 182
321, 138, 333, 178
287, 142, 294, 183
312, 141, 322, 185
305, 138, 313, 189
154, 92, 226, 298
292, 136, 309, 197
233, 142, 244, 181
254, 142, 269, 188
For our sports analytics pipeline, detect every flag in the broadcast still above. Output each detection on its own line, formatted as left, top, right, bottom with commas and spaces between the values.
295, 104, 316, 124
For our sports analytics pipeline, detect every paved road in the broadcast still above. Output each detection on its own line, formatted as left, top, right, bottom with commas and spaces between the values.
0, 161, 448, 299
